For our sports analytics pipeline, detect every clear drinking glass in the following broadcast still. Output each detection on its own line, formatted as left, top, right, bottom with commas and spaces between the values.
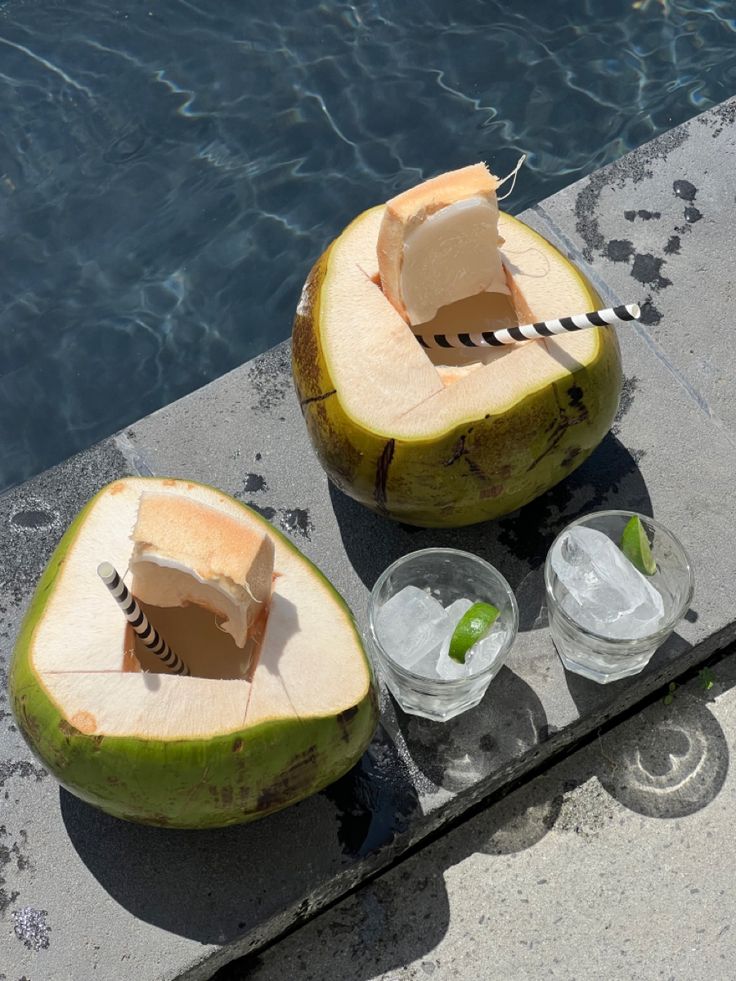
367, 548, 518, 722
544, 510, 694, 684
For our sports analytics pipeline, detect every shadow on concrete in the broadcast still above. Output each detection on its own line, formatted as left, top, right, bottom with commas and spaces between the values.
217, 776, 564, 981
216, 753, 564, 981
561, 640, 733, 820
329, 434, 652, 629
319, 723, 422, 858
60, 726, 422, 946
218, 654, 735, 981
393, 666, 548, 795
595, 691, 729, 819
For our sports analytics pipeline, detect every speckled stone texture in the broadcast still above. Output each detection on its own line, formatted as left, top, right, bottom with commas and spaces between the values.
528, 95, 736, 436
2, 99, 736, 981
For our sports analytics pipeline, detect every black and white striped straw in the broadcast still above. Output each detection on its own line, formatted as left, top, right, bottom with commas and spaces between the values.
414, 303, 640, 349
97, 562, 190, 677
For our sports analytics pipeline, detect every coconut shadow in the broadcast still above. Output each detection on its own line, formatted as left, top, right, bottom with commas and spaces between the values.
328, 432, 652, 623
58, 723, 423, 946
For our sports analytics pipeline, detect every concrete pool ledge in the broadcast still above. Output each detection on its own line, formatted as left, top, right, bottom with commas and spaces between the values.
2, 96, 736, 981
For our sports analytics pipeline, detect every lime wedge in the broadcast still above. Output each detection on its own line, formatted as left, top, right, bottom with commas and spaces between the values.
449, 602, 500, 664
620, 515, 656, 576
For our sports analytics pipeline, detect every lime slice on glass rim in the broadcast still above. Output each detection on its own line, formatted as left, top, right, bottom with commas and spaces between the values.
620, 514, 657, 576
448, 602, 500, 664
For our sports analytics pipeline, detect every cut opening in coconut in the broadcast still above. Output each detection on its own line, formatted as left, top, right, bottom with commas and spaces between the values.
412, 287, 521, 374
373, 161, 567, 383
320, 175, 599, 441
122, 600, 263, 680
117, 489, 276, 680
27, 478, 372, 745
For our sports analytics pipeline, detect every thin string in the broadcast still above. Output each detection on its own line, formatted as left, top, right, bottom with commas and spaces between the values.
497, 154, 527, 202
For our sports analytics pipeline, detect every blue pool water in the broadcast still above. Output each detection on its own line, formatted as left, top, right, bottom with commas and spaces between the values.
1, 0, 734, 492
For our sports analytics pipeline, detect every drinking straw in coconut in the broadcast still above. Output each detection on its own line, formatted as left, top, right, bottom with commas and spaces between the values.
414, 303, 640, 349
97, 562, 190, 676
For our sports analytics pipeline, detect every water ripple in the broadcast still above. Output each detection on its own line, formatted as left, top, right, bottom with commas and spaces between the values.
0, 0, 734, 490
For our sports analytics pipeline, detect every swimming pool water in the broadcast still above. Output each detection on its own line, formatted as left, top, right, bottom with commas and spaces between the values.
1, 0, 734, 492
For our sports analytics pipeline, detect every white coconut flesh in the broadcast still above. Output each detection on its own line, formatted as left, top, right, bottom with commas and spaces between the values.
320, 207, 601, 440
399, 197, 510, 325
130, 491, 275, 649
31, 479, 369, 740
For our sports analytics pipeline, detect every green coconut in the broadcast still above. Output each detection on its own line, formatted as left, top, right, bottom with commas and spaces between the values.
292, 165, 622, 527
9, 477, 377, 828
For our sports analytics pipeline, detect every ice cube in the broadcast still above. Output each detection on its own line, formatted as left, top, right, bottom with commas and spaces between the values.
411, 646, 446, 679
551, 526, 665, 640
470, 620, 509, 674
444, 598, 474, 623
435, 641, 468, 680
408, 598, 472, 680
431, 598, 471, 680
375, 585, 449, 668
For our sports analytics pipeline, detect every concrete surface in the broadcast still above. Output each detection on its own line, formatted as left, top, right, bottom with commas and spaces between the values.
530, 96, 736, 438
1, 98, 736, 981
223, 650, 736, 981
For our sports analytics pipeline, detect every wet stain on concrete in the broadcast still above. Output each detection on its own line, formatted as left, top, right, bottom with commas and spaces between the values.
673, 178, 697, 202
248, 343, 291, 413
672, 180, 702, 226
0, 440, 131, 605
0, 826, 30, 915
638, 297, 664, 326
571, 125, 711, 333
574, 121, 690, 262
10, 508, 56, 530
0, 760, 47, 790
624, 209, 661, 221
697, 98, 736, 139
631, 254, 672, 291
605, 239, 635, 262
238, 501, 315, 540
241, 473, 268, 494
12, 906, 51, 950
322, 727, 420, 858
279, 508, 313, 539
243, 502, 277, 522
573, 165, 711, 333
612, 376, 639, 436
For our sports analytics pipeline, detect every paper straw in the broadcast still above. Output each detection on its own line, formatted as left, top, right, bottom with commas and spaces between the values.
414, 303, 640, 349
97, 562, 190, 677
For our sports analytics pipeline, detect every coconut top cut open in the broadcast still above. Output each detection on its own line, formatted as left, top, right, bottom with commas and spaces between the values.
317, 163, 605, 440
376, 163, 510, 325
28, 479, 371, 742
130, 491, 274, 648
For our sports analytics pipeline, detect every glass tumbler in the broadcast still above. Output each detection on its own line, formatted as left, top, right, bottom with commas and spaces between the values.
367, 548, 518, 722
544, 510, 694, 684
